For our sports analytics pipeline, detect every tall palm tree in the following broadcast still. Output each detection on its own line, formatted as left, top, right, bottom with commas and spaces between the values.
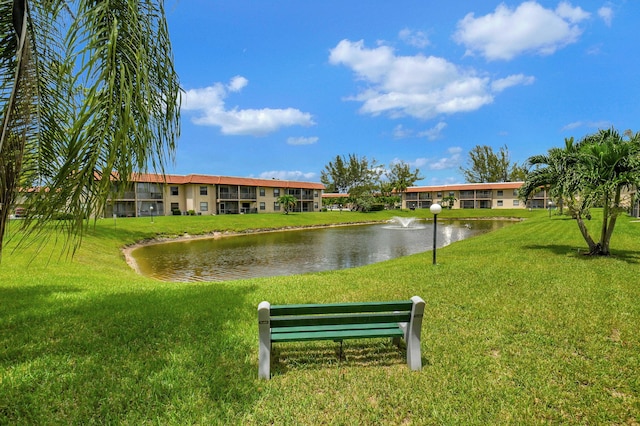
521, 129, 640, 255
0, 0, 180, 258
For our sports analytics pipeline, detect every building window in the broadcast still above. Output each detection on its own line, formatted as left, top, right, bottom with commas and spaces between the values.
497, 190, 504, 197
437, 192, 442, 197
314, 203, 318, 209
260, 202, 265, 210
497, 200, 503, 207
200, 186, 208, 196
200, 202, 208, 212
274, 202, 280, 211
314, 191, 318, 198
273, 188, 280, 197
513, 200, 520, 207
170, 186, 179, 196
260, 188, 265, 197
449, 191, 454, 197
513, 189, 519, 196
170, 202, 179, 211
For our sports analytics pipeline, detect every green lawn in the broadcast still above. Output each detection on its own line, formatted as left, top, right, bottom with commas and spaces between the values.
1, 210, 639, 424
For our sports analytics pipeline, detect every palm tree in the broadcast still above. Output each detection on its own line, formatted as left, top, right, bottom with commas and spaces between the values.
520, 129, 640, 255
0, 0, 180, 258
278, 195, 297, 214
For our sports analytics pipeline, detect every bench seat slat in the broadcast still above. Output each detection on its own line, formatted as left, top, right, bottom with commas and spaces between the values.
271, 327, 405, 343
270, 312, 410, 328
270, 301, 412, 316
272, 322, 403, 334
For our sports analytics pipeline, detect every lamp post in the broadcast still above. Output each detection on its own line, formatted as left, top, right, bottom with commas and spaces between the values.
548, 200, 552, 218
150, 205, 154, 223
430, 203, 442, 265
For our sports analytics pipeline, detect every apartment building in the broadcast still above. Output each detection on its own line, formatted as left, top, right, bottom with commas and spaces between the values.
402, 182, 550, 210
104, 173, 324, 218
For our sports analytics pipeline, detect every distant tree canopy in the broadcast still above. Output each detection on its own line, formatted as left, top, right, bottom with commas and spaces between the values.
460, 145, 527, 183
320, 155, 422, 211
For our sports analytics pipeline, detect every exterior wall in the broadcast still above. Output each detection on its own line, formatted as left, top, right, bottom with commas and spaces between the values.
104, 174, 324, 217
402, 182, 540, 210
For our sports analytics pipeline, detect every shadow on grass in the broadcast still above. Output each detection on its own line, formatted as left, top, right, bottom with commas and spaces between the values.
524, 244, 640, 263
0, 283, 261, 423
271, 340, 407, 377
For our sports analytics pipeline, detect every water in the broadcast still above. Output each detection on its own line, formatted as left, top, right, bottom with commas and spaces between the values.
131, 220, 509, 282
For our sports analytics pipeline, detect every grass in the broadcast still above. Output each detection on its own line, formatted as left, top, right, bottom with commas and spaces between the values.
1, 209, 639, 424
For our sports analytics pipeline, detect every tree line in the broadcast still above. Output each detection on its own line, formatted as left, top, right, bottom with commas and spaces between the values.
320, 154, 422, 211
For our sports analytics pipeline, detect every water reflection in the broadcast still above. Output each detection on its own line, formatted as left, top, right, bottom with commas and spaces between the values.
132, 220, 510, 282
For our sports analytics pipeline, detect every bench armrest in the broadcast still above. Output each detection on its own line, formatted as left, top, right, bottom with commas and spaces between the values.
258, 301, 271, 379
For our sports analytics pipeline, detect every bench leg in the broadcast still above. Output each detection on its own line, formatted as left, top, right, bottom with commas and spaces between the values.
258, 301, 271, 380
406, 296, 425, 371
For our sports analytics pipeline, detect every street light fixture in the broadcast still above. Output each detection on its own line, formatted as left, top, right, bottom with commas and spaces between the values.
430, 203, 442, 265
548, 200, 552, 218
150, 205, 154, 223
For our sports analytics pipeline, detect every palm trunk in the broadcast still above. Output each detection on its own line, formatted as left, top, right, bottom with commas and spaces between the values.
575, 213, 598, 254
601, 188, 622, 256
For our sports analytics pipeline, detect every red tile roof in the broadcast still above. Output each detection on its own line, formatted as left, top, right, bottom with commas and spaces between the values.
129, 173, 324, 189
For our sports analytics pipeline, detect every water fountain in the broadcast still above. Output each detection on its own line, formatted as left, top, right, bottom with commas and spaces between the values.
387, 216, 425, 229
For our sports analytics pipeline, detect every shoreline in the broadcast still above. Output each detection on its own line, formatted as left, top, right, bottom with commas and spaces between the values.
122, 217, 524, 275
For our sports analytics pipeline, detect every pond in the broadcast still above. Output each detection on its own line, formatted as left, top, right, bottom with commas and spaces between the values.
131, 219, 511, 282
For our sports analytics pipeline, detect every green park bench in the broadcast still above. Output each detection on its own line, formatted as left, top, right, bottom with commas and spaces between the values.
258, 296, 425, 379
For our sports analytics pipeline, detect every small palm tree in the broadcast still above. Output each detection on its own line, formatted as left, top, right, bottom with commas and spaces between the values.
278, 195, 297, 214
520, 129, 640, 255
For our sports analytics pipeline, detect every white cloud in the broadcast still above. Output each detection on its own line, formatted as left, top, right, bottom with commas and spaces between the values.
404, 147, 462, 173
287, 136, 319, 145
561, 120, 610, 131
257, 170, 317, 181
393, 124, 414, 139
598, 6, 614, 26
399, 28, 430, 48
418, 121, 448, 141
329, 39, 530, 119
182, 77, 315, 136
491, 74, 536, 92
454, 1, 590, 60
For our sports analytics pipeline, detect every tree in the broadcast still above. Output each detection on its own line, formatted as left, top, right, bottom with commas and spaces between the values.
278, 195, 297, 214
321, 154, 380, 194
460, 145, 527, 183
387, 161, 422, 195
0, 0, 180, 258
520, 128, 640, 256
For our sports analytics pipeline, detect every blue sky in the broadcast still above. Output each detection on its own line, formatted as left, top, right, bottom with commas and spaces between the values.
166, 0, 637, 186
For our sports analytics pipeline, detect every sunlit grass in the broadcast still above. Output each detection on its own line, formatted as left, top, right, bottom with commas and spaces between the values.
1, 209, 639, 424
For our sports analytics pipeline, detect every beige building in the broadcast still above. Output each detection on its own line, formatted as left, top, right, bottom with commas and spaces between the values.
105, 173, 324, 218
402, 182, 551, 210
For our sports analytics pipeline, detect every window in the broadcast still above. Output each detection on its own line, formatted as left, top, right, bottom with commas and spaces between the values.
314, 191, 318, 198
171, 202, 179, 211
497, 190, 504, 197
437, 192, 442, 197
513, 200, 520, 207
449, 191, 454, 197
314, 203, 318, 209
260, 202, 265, 210
200, 186, 208, 196
260, 188, 265, 197
170, 186, 179, 196
273, 188, 280, 197
274, 202, 280, 211
200, 202, 208, 212
497, 200, 503, 207
513, 189, 519, 196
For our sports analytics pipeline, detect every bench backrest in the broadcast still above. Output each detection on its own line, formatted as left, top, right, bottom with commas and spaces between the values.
269, 300, 413, 328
